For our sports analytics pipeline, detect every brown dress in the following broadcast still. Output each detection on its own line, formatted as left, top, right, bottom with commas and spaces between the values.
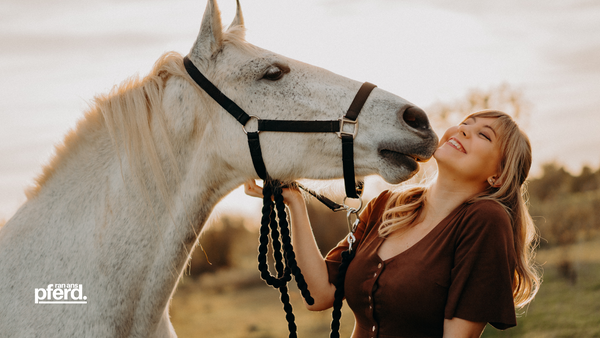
325, 191, 517, 338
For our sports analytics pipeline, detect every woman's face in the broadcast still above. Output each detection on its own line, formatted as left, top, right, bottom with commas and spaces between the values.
434, 116, 503, 188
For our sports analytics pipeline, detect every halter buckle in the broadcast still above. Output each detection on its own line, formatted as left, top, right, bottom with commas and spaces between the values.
337, 117, 358, 139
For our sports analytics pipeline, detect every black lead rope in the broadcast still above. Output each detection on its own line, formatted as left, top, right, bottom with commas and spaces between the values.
331, 248, 356, 338
330, 201, 361, 338
183, 55, 374, 337
258, 180, 314, 337
259, 180, 360, 338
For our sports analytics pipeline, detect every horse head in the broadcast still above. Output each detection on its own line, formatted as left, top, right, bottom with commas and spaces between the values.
178, 0, 438, 186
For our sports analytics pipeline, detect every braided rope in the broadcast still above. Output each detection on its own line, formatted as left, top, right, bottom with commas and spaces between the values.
330, 248, 356, 338
258, 179, 314, 338
273, 189, 313, 303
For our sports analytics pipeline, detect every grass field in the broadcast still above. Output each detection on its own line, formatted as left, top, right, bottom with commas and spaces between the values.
480, 239, 600, 338
170, 273, 355, 337
170, 239, 600, 337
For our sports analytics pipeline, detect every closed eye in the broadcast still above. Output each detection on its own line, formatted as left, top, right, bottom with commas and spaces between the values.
480, 132, 491, 141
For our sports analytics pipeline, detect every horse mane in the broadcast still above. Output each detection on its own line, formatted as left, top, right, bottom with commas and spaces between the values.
26, 29, 256, 201
26, 52, 190, 200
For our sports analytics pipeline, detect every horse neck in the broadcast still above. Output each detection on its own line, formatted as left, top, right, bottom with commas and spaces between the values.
16, 76, 248, 333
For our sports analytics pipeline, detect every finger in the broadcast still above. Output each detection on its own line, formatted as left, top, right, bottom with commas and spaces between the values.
244, 180, 263, 198
244, 182, 256, 196
244, 181, 252, 194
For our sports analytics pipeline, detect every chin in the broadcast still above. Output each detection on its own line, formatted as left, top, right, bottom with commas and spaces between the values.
431, 146, 453, 165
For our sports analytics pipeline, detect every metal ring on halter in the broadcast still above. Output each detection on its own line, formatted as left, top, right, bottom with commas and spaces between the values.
242, 115, 261, 134
342, 196, 363, 213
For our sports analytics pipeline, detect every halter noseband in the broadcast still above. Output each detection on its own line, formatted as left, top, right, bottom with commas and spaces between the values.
183, 56, 376, 199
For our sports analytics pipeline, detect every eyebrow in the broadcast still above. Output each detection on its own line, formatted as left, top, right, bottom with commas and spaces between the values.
470, 116, 497, 137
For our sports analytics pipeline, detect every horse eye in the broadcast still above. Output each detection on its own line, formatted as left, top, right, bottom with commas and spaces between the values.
261, 64, 289, 81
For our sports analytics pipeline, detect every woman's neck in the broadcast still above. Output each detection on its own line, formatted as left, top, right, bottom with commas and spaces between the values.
424, 174, 484, 219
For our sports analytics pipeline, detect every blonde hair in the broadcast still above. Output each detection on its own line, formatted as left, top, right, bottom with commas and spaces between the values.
379, 110, 540, 309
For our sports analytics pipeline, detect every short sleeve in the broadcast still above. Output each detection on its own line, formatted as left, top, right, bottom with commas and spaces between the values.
324, 190, 390, 285
444, 201, 517, 329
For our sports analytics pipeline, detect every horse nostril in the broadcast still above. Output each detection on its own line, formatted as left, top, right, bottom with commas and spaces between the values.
402, 106, 431, 131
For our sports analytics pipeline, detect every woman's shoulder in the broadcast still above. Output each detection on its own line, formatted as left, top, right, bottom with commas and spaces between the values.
464, 199, 510, 219
459, 199, 513, 237
370, 189, 394, 207
358, 190, 392, 224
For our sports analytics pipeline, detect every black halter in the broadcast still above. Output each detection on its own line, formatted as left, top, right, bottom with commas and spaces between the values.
183, 55, 375, 337
183, 56, 376, 199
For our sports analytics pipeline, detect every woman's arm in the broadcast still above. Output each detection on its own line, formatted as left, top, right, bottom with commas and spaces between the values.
443, 318, 486, 338
244, 181, 336, 311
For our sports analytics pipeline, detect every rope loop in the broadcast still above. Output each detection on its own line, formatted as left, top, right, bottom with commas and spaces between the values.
257, 179, 360, 338
257, 179, 314, 338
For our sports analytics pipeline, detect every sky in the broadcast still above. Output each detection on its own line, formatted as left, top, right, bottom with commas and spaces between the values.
1, 0, 599, 221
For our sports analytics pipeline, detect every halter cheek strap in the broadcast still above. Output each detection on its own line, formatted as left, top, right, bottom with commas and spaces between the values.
183, 56, 376, 199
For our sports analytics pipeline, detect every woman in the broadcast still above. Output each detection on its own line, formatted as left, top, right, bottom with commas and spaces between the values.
245, 110, 541, 337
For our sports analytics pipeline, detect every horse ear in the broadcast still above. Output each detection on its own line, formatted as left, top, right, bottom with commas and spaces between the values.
190, 0, 224, 61
226, 0, 245, 39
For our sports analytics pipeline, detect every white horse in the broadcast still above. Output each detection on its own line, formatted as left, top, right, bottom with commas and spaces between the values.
0, 1, 438, 337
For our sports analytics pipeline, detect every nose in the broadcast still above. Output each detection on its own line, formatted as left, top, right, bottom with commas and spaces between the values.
457, 123, 468, 137
400, 106, 432, 133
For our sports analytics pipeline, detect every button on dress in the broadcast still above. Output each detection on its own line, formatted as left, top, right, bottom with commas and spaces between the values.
325, 191, 517, 337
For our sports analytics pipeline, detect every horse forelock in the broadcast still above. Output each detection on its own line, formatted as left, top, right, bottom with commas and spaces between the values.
26, 52, 190, 202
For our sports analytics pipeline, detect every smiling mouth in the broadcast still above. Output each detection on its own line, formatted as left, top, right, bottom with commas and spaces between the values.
447, 138, 466, 153
379, 150, 420, 173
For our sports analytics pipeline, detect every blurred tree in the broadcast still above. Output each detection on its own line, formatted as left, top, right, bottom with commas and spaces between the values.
427, 83, 530, 132
528, 163, 600, 247
570, 165, 599, 193
528, 163, 573, 201
530, 190, 600, 247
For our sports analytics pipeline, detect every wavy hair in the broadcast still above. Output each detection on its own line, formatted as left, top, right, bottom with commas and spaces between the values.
379, 110, 541, 309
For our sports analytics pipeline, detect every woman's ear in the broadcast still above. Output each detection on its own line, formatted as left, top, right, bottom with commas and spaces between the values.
487, 175, 503, 188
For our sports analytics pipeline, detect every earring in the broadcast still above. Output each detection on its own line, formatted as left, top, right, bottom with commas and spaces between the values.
488, 178, 495, 186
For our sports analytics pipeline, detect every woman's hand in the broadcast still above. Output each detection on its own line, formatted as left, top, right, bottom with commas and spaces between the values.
244, 180, 304, 207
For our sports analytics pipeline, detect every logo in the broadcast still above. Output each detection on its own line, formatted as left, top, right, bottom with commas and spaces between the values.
34, 284, 88, 304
